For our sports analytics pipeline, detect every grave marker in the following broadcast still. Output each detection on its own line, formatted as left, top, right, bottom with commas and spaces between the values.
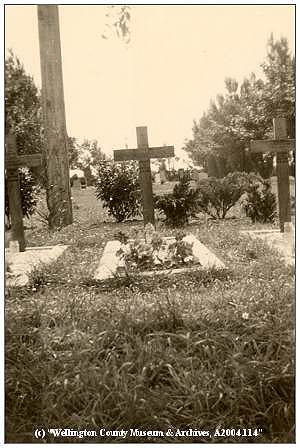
178, 168, 184, 180
114, 127, 174, 225
72, 177, 82, 189
5, 132, 42, 251
250, 117, 295, 232
159, 159, 167, 184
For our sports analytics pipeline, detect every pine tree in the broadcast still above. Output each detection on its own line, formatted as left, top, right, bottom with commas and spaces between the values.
184, 35, 294, 178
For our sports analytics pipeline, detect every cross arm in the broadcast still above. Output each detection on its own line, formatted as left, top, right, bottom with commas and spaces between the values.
114, 146, 174, 162
6, 154, 42, 171
250, 139, 295, 153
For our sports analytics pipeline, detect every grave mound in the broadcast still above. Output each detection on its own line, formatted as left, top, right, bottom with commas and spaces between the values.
94, 232, 225, 281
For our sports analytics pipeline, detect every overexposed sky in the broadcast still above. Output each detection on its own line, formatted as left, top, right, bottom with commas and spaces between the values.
5, 4, 295, 156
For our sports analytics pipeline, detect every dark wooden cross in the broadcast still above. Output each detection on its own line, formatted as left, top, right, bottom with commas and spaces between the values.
5, 132, 42, 251
114, 126, 174, 225
250, 117, 295, 232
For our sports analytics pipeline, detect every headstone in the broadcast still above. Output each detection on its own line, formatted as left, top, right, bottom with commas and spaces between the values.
178, 168, 184, 180
72, 177, 82, 189
114, 127, 174, 225
5, 132, 42, 251
159, 160, 167, 184
250, 116, 295, 232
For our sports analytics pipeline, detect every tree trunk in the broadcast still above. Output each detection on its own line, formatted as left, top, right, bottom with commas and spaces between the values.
37, 5, 72, 228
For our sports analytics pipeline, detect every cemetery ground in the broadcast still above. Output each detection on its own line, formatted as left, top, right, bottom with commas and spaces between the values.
5, 185, 294, 443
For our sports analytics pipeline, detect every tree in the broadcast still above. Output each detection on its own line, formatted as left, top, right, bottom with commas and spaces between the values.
262, 34, 295, 120
5, 51, 43, 157
184, 78, 247, 175
184, 35, 295, 178
75, 139, 107, 185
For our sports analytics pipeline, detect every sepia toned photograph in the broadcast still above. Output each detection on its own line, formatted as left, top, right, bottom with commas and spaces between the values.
5, 2, 295, 444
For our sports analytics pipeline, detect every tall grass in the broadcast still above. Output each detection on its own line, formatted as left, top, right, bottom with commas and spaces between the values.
5, 217, 294, 443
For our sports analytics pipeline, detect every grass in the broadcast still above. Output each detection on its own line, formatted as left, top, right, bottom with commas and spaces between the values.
5, 187, 295, 443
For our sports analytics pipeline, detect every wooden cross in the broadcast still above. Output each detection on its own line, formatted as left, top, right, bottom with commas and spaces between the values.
250, 117, 295, 232
114, 126, 174, 225
5, 132, 42, 251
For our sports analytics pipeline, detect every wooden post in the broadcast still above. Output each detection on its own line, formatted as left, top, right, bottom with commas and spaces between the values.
37, 5, 72, 228
273, 117, 291, 232
6, 134, 25, 251
136, 127, 155, 225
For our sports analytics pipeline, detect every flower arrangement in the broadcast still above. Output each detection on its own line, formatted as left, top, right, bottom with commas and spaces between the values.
114, 224, 197, 274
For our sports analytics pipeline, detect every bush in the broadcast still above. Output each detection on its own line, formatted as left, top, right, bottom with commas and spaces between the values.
95, 160, 141, 222
5, 168, 39, 225
242, 179, 277, 223
154, 173, 199, 226
196, 171, 259, 219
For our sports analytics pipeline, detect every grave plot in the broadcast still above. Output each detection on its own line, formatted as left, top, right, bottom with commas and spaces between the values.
240, 226, 294, 267
6, 245, 68, 287
94, 231, 225, 281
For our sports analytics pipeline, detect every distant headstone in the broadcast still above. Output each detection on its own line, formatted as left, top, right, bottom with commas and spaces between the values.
72, 177, 82, 189
178, 168, 184, 180
159, 160, 167, 184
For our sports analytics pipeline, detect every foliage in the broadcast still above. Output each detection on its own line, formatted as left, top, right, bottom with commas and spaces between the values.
242, 179, 277, 224
262, 34, 295, 120
72, 139, 107, 185
115, 226, 196, 273
5, 51, 42, 156
5, 168, 39, 223
154, 174, 200, 227
196, 172, 259, 219
101, 5, 131, 44
95, 160, 141, 222
184, 35, 295, 177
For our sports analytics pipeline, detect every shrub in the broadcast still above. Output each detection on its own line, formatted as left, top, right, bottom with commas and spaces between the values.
242, 179, 277, 223
196, 171, 259, 219
95, 160, 141, 222
154, 173, 199, 226
5, 168, 39, 226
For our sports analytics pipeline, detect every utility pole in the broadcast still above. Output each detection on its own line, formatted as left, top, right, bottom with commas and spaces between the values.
37, 5, 73, 228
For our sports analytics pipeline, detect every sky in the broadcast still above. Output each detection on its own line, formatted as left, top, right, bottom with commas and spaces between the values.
5, 4, 295, 158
